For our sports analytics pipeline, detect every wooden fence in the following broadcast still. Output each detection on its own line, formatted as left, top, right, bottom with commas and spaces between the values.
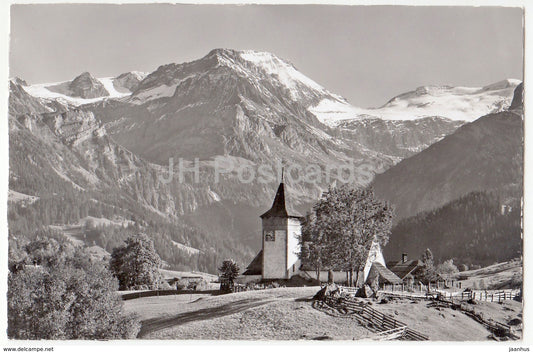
381, 280, 463, 293
322, 296, 429, 341
453, 289, 521, 302
378, 287, 521, 303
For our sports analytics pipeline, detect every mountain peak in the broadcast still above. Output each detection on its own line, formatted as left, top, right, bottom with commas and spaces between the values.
71, 71, 98, 84
10, 77, 28, 86
65, 71, 109, 99
206, 47, 236, 57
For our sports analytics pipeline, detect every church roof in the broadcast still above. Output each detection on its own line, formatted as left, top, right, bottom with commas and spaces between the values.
260, 182, 303, 219
242, 250, 262, 275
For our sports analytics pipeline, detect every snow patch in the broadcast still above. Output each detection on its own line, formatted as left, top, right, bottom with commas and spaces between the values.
309, 81, 520, 126
23, 82, 105, 106
131, 83, 178, 103
98, 77, 131, 98
23, 77, 133, 106
239, 51, 327, 99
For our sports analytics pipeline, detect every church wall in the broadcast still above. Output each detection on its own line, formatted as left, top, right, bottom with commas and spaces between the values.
262, 217, 288, 279
286, 218, 301, 273
363, 240, 386, 282
236, 275, 262, 284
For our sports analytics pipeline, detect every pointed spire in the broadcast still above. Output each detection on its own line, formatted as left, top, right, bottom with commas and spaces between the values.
260, 183, 288, 218
260, 177, 303, 219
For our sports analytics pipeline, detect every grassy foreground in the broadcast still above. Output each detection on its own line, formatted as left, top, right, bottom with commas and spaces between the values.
123, 286, 518, 340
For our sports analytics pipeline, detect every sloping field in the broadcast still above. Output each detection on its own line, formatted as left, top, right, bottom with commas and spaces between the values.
455, 260, 522, 289
370, 299, 492, 340
124, 287, 500, 340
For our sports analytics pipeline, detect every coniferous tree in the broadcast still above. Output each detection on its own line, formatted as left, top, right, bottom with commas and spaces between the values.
218, 259, 240, 285
420, 248, 438, 289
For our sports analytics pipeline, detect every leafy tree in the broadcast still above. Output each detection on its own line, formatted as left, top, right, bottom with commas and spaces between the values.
299, 212, 326, 282
218, 259, 240, 285
110, 234, 162, 290
300, 185, 394, 286
420, 248, 438, 289
8, 238, 140, 339
436, 259, 459, 279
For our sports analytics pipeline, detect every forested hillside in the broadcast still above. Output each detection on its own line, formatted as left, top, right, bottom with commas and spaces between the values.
384, 191, 522, 266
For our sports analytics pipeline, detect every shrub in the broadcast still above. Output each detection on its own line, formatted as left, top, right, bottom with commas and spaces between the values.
176, 279, 188, 290
8, 238, 140, 339
436, 259, 459, 279
158, 281, 173, 290
458, 264, 469, 272
193, 279, 209, 291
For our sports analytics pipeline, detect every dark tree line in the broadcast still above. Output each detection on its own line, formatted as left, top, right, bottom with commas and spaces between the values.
387, 191, 522, 267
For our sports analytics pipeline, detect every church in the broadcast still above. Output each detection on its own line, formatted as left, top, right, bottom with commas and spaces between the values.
240, 179, 401, 286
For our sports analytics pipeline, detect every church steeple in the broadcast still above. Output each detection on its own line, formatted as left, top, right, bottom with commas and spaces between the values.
260, 182, 289, 218
260, 170, 303, 219
257, 173, 303, 280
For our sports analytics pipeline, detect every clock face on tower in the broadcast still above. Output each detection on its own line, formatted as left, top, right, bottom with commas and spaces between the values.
265, 230, 275, 242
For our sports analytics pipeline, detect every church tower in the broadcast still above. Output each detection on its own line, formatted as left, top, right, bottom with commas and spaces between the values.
260, 180, 303, 280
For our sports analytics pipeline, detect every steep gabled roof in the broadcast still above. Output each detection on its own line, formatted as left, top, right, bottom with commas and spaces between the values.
260, 182, 303, 219
368, 262, 402, 284
386, 259, 423, 280
242, 250, 262, 275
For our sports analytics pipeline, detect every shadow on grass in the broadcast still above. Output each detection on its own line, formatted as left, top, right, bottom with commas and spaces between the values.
294, 297, 314, 302
138, 298, 274, 338
121, 289, 222, 301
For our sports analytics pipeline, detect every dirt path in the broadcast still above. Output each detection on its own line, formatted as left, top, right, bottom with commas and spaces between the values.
137, 298, 275, 338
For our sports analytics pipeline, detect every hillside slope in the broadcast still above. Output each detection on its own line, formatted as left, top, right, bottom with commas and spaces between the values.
385, 191, 522, 266
373, 83, 523, 220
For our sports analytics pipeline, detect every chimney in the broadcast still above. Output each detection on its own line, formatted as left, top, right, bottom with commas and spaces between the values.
401, 253, 408, 264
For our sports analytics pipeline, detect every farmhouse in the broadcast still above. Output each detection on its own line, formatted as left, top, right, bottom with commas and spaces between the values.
387, 254, 425, 284
240, 180, 401, 286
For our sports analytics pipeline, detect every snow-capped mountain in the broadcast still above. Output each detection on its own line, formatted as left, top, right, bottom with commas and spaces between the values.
21, 50, 518, 128
22, 71, 148, 106
130, 48, 343, 107
310, 79, 520, 126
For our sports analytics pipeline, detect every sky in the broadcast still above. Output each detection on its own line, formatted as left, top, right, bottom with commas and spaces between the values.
9, 4, 523, 108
